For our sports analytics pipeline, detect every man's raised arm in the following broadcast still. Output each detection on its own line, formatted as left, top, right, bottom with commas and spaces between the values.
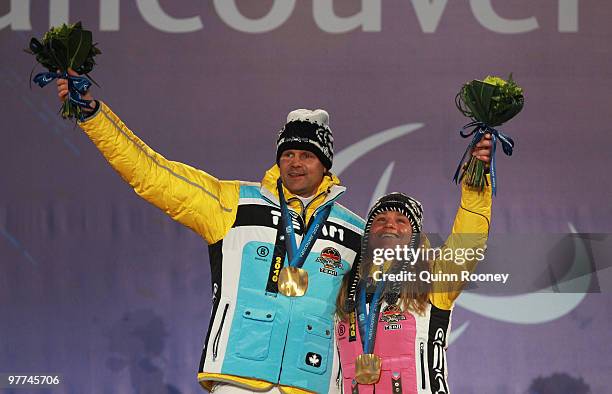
57, 71, 239, 244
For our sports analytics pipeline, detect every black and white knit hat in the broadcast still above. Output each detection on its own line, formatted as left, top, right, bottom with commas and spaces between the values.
276, 109, 334, 170
363, 192, 424, 242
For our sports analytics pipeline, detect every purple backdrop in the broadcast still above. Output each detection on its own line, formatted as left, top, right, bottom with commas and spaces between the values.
1, 1, 611, 393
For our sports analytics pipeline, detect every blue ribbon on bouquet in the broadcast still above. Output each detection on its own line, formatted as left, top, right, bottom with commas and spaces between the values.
33, 72, 93, 119
452, 121, 514, 196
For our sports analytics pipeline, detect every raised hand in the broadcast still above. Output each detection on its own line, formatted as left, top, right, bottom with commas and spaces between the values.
56, 68, 95, 109
471, 133, 492, 163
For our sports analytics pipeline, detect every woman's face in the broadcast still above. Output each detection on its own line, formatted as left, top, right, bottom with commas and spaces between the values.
367, 211, 413, 251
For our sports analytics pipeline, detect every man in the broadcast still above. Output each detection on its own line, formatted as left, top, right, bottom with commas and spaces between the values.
56, 73, 364, 393
335, 138, 492, 393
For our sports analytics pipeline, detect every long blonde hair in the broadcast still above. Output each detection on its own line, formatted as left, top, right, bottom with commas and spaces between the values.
336, 235, 431, 321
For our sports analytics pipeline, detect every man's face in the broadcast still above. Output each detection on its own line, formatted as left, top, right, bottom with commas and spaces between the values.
278, 149, 326, 198
368, 211, 413, 251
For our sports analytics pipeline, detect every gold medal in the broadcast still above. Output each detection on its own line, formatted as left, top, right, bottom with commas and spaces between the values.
354, 353, 382, 385
278, 266, 308, 297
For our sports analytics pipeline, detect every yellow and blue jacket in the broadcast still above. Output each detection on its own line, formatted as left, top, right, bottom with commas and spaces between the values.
79, 102, 365, 393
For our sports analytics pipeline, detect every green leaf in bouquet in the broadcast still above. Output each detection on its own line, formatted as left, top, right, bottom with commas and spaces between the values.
494, 96, 524, 125
25, 39, 52, 71
36, 54, 56, 72
462, 83, 487, 121
28, 38, 44, 54
471, 80, 498, 123
68, 28, 92, 70
56, 23, 71, 46
49, 37, 68, 72
44, 23, 70, 47
43, 38, 61, 71
484, 74, 524, 126
28, 42, 54, 71
76, 60, 94, 75
465, 85, 483, 120
76, 48, 99, 75
455, 91, 472, 118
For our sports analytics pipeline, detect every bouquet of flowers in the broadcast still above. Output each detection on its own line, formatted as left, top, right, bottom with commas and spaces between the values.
453, 75, 524, 194
26, 22, 101, 120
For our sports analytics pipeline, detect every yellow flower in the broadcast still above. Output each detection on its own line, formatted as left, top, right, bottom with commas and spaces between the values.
483, 76, 507, 87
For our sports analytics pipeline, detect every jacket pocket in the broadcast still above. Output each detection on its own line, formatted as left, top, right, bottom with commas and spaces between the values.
235, 307, 276, 361
297, 314, 332, 375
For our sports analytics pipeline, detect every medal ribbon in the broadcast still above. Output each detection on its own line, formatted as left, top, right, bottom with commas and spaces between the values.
355, 234, 419, 354
276, 178, 331, 268
356, 279, 385, 354
452, 121, 514, 196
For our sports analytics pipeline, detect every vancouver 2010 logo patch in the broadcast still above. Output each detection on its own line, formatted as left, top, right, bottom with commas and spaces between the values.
380, 304, 406, 331
317, 247, 342, 276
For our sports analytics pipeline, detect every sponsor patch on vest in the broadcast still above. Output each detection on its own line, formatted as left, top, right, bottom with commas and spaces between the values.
337, 323, 346, 337
305, 352, 322, 367
255, 245, 270, 260
317, 247, 342, 276
380, 304, 406, 331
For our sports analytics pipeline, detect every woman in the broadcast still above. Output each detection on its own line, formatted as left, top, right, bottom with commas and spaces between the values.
335, 182, 491, 393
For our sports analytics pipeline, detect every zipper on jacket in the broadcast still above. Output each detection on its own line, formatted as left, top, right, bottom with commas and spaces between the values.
303, 190, 327, 222
262, 184, 341, 227
212, 303, 229, 361
419, 342, 426, 389
288, 189, 325, 223
336, 347, 342, 389
286, 185, 332, 224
